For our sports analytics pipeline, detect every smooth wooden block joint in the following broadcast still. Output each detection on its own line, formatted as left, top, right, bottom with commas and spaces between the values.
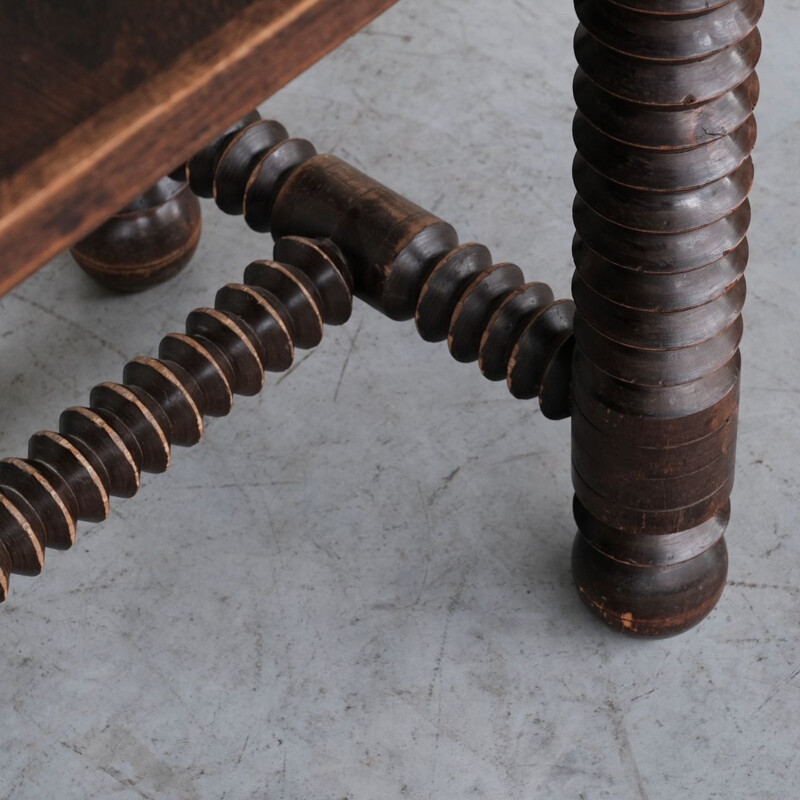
183, 113, 577, 419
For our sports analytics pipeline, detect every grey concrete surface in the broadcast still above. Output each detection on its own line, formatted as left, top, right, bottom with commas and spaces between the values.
0, 1, 798, 798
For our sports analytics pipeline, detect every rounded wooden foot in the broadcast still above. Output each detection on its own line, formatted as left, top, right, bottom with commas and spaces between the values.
570, 498, 729, 637
71, 176, 201, 292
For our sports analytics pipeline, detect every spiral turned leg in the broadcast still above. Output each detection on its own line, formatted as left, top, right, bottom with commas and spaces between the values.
569, 0, 761, 635
0, 234, 353, 600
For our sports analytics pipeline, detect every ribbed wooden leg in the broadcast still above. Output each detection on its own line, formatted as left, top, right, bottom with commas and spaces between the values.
71, 175, 202, 292
0, 233, 355, 601
569, 0, 761, 636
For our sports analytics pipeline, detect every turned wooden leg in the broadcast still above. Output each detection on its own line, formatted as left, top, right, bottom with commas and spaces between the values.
568, 0, 761, 636
70, 175, 201, 292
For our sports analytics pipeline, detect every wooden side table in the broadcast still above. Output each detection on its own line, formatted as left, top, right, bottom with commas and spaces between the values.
0, 0, 761, 639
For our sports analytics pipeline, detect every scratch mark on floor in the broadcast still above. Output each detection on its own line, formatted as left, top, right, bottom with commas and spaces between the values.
487, 450, 545, 467
753, 666, 800, 716
727, 580, 800, 598
427, 568, 469, 799
630, 688, 657, 704
60, 739, 155, 800
428, 465, 461, 505
12, 293, 129, 361
236, 734, 251, 767
276, 349, 317, 386
606, 700, 650, 800
334, 317, 364, 402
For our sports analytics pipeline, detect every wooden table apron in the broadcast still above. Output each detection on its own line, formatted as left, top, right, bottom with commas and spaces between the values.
0, 0, 398, 296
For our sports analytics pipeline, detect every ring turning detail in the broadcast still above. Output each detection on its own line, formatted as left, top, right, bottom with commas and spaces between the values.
569, 0, 761, 635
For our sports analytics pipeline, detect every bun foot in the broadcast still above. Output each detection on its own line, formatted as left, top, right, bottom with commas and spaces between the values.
571, 519, 728, 638
71, 176, 201, 292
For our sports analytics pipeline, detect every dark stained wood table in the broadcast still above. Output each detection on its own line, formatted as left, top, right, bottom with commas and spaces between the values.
0, 0, 760, 642
0, 0, 397, 296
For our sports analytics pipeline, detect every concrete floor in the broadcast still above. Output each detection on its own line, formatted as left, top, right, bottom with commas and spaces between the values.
0, 1, 798, 798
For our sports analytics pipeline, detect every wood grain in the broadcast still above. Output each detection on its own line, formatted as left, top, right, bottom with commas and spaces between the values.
0, 0, 398, 296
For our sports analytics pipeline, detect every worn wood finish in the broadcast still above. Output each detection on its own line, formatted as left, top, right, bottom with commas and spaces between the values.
417, 244, 495, 342
572, 235, 749, 312
71, 176, 201, 291
0, 0, 398, 296
573, 70, 760, 151
213, 120, 290, 215
574, 24, 761, 105
186, 111, 263, 198
570, 0, 761, 636
576, 0, 762, 61
268, 153, 460, 321
448, 262, 525, 363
